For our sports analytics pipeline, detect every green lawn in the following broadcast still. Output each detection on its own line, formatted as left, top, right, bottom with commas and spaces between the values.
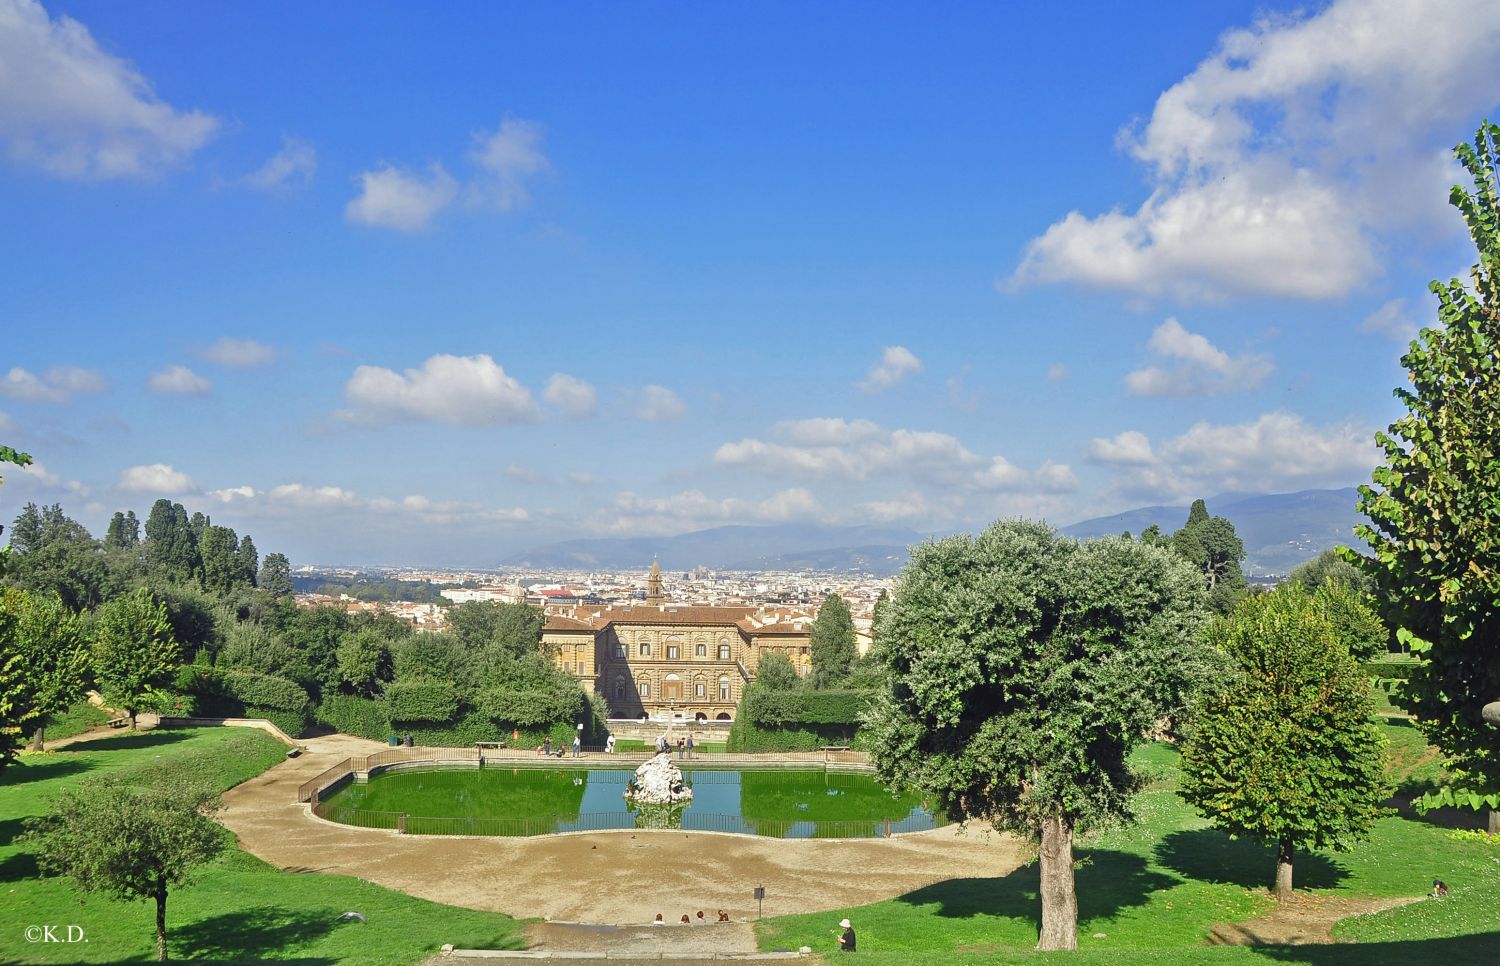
38, 700, 113, 743
1, 727, 525, 964
757, 726, 1500, 963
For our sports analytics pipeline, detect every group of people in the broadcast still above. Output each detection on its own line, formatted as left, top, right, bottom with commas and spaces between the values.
533, 735, 583, 758
653, 733, 696, 758
650, 910, 732, 925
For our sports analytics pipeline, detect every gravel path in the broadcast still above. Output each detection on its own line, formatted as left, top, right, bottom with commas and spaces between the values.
219, 734, 1023, 928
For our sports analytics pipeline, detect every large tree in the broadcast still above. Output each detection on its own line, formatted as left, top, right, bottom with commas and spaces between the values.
0, 588, 91, 751
24, 779, 226, 962
93, 588, 181, 728
144, 499, 200, 584
868, 521, 1209, 950
1171, 499, 1248, 613
1179, 585, 1388, 901
808, 592, 857, 688
257, 552, 294, 598
7, 503, 114, 609
1350, 122, 1500, 831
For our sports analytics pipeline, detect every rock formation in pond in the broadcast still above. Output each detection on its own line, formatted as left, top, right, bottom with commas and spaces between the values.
624, 751, 693, 805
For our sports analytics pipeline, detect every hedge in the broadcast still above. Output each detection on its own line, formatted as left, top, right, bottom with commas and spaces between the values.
222, 670, 311, 712
1363, 659, 1417, 680
478, 685, 580, 728
385, 680, 460, 723
316, 694, 392, 741
725, 719, 869, 753
180, 668, 312, 737
743, 688, 871, 727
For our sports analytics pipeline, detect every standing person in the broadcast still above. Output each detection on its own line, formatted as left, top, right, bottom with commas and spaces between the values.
836, 918, 856, 952
543, 736, 552, 757
686, 735, 695, 759
677, 736, 685, 759
605, 733, 616, 753
572, 734, 582, 758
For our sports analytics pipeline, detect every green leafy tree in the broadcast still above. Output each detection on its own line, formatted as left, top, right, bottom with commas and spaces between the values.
447, 600, 545, 660
1179, 585, 1388, 900
93, 588, 181, 728
196, 524, 242, 596
144, 499, 200, 584
337, 627, 393, 696
104, 510, 142, 550
7, 503, 114, 609
1310, 579, 1387, 661
236, 535, 258, 588
1289, 548, 1376, 597
23, 779, 226, 962
0, 649, 31, 772
808, 592, 857, 688
867, 522, 1209, 950
257, 552, 294, 598
0, 588, 91, 751
753, 650, 800, 692
1350, 122, 1500, 832
1171, 500, 1248, 613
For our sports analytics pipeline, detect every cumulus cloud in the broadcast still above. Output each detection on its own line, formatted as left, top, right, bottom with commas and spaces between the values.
715, 417, 1076, 495
1124, 318, 1272, 397
199, 337, 277, 368
146, 364, 211, 396
118, 463, 196, 493
635, 385, 686, 422
340, 353, 539, 426
1360, 298, 1423, 342
345, 163, 458, 231
543, 372, 597, 417
858, 346, 923, 393
206, 480, 529, 529
1088, 411, 1376, 500
0, 365, 107, 402
1010, 0, 1500, 300
0, 0, 218, 179
591, 487, 818, 535
235, 136, 316, 191
468, 117, 549, 210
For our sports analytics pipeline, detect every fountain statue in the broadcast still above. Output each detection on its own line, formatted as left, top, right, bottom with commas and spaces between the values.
624, 751, 693, 805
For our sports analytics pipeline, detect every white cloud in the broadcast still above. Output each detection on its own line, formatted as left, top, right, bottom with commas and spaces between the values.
945, 367, 979, 411
716, 417, 1075, 495
567, 471, 597, 486
543, 372, 597, 417
236, 136, 316, 191
858, 346, 923, 393
345, 163, 458, 231
146, 364, 211, 396
505, 463, 547, 484
1046, 364, 1070, 384
1124, 318, 1272, 397
341, 353, 539, 426
635, 385, 686, 422
592, 487, 819, 535
0, 0, 218, 179
468, 117, 548, 210
1360, 298, 1423, 342
206, 485, 256, 503
1010, 0, 1500, 300
266, 482, 359, 508
0, 365, 107, 402
118, 463, 196, 493
199, 337, 277, 368
1090, 411, 1376, 500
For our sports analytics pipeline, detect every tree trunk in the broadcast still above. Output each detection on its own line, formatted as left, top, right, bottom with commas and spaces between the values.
1488, 809, 1499, 836
1037, 814, 1078, 951
129, 709, 138, 731
1275, 838, 1294, 902
155, 883, 168, 961
29, 724, 46, 752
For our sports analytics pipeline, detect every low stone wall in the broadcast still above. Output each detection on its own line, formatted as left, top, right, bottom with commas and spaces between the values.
158, 716, 298, 747
604, 719, 734, 743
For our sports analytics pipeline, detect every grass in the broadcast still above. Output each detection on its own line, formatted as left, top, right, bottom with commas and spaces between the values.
610, 738, 728, 753
37, 701, 113, 743
756, 725, 1500, 963
1, 727, 525, 964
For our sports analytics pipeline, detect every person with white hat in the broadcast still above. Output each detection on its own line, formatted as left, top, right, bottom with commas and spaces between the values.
836, 917, 856, 952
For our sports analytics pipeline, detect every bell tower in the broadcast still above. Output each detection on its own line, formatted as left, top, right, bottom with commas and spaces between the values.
646, 559, 665, 605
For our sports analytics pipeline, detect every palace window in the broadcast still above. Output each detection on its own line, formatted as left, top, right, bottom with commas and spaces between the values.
695, 643, 706, 657
613, 680, 625, 699
614, 643, 625, 658
639, 681, 651, 698
695, 682, 706, 698
718, 644, 731, 660
718, 676, 731, 701
667, 645, 680, 660
639, 642, 651, 656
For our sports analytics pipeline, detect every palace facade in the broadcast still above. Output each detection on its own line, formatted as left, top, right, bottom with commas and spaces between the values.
543, 561, 812, 721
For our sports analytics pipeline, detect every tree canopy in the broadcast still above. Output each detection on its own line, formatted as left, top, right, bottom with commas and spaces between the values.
92, 588, 182, 728
808, 592, 857, 688
867, 521, 1210, 949
1350, 122, 1500, 825
1179, 585, 1388, 900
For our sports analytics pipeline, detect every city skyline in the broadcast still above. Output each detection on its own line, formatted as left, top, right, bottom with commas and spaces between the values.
5, 0, 1500, 565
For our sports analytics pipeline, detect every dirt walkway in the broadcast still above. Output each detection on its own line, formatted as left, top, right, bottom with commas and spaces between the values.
38, 713, 161, 751
1207, 893, 1425, 945
219, 734, 1023, 927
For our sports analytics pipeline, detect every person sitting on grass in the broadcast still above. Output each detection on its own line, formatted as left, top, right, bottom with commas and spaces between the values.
1431, 879, 1450, 897
836, 917, 856, 952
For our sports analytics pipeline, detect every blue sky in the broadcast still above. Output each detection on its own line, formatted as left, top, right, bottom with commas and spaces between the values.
3, 0, 1498, 566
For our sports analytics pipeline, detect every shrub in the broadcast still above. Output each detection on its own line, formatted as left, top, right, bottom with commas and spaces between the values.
222, 670, 310, 712
725, 719, 866, 752
743, 688, 870, 726
316, 694, 392, 741
478, 684, 583, 728
1363, 659, 1417, 680
385, 680, 459, 723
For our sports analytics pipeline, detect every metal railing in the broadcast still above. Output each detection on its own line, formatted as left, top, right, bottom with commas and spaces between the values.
311, 802, 942, 839
296, 757, 355, 804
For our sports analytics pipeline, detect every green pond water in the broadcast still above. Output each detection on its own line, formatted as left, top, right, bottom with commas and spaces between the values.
319, 765, 941, 838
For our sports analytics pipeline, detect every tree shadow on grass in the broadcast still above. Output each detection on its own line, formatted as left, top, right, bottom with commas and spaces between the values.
1249, 932, 1500, 966
896, 850, 1177, 929
0, 755, 93, 787
75, 730, 191, 753
0, 816, 27, 847
170, 905, 340, 960
1156, 829, 1348, 891
0, 848, 40, 882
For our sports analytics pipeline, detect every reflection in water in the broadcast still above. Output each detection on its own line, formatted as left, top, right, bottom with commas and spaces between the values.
322, 765, 941, 838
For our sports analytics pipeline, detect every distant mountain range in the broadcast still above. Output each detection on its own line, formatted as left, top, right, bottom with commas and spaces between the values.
504, 488, 1365, 578
1059, 487, 1364, 576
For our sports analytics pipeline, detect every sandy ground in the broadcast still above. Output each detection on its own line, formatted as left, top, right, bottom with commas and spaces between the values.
1207, 893, 1426, 945
219, 734, 1024, 932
